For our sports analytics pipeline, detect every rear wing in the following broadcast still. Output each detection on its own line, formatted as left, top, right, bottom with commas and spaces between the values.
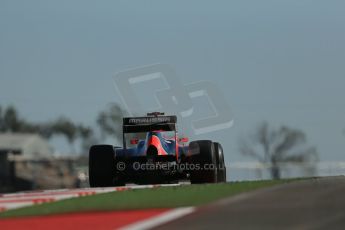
123, 115, 177, 133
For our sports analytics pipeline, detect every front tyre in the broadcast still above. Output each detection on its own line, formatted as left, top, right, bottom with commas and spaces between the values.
214, 142, 227, 183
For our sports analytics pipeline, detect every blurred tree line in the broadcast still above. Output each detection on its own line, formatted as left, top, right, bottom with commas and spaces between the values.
0, 104, 320, 179
239, 122, 318, 179
0, 104, 124, 155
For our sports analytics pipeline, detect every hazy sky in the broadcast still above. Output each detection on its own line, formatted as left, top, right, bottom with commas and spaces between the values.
1, 0, 345, 164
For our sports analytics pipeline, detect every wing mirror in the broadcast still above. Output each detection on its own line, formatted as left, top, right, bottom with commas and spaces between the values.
179, 137, 189, 143
130, 138, 139, 145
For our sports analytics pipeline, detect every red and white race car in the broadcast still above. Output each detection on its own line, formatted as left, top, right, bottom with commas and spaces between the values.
89, 112, 226, 187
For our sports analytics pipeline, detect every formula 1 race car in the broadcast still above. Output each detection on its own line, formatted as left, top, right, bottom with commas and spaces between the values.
89, 112, 226, 187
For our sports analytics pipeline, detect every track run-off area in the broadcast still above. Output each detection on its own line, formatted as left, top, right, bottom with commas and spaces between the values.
1, 177, 344, 229
0, 183, 193, 230
0, 184, 181, 212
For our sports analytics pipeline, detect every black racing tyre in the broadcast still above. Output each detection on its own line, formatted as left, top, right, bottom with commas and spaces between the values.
214, 142, 227, 183
89, 145, 116, 187
189, 140, 218, 184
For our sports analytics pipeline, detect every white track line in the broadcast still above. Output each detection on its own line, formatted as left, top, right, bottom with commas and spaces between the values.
118, 207, 195, 230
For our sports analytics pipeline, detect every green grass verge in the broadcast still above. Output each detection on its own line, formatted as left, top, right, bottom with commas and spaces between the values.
0, 179, 298, 218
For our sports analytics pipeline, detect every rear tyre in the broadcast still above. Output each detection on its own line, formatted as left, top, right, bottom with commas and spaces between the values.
214, 142, 227, 183
89, 145, 117, 187
189, 140, 218, 184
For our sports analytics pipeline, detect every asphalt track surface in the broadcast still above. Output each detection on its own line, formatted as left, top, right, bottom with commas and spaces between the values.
157, 177, 345, 230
